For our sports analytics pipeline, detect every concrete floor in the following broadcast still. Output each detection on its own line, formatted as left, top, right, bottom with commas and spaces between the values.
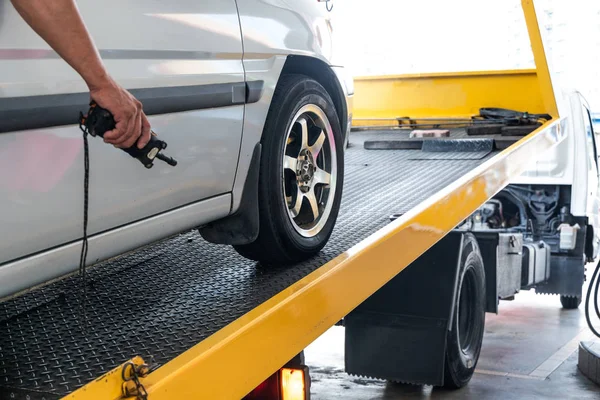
305, 289, 600, 399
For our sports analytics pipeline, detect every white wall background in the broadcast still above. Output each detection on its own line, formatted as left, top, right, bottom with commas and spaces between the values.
329, 0, 600, 111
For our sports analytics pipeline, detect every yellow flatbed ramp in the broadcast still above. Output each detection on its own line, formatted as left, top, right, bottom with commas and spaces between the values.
0, 1, 565, 399
0, 118, 564, 400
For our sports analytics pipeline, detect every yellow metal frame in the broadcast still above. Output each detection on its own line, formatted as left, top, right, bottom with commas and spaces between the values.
353, 69, 547, 126
352, 0, 560, 127
65, 1, 565, 399
521, 0, 559, 118
352, 69, 545, 126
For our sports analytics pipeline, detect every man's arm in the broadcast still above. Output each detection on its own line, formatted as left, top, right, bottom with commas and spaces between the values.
11, 0, 151, 149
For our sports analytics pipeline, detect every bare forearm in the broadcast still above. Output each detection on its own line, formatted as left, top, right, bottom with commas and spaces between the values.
11, 0, 110, 90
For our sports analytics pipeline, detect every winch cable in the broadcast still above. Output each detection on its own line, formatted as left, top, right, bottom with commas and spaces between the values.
77, 123, 90, 322
75, 103, 176, 323
585, 259, 600, 338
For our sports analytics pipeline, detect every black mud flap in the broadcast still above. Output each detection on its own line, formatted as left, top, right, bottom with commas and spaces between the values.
536, 223, 587, 297
535, 255, 586, 297
344, 232, 465, 386
199, 143, 261, 245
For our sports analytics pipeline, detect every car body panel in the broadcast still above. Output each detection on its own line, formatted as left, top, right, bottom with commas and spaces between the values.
331, 65, 354, 145
0, 194, 231, 300
0, 1, 245, 293
0, 1, 246, 95
235, 0, 334, 64
231, 55, 287, 210
0, 108, 243, 266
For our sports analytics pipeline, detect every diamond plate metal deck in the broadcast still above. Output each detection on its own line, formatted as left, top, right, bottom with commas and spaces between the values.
0, 131, 495, 398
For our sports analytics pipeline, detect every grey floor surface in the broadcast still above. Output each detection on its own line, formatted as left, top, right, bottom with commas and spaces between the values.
305, 288, 600, 399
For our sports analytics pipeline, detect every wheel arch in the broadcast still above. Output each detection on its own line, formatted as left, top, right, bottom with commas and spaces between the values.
279, 55, 348, 142
200, 59, 347, 249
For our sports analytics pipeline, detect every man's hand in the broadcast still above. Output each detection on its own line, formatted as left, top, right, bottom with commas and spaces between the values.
90, 79, 151, 149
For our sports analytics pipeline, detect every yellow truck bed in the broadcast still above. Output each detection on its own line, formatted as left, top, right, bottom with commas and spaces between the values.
0, 119, 565, 399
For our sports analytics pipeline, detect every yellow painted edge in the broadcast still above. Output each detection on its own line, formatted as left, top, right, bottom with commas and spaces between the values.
522, 0, 559, 117
64, 356, 145, 400
354, 68, 537, 81
352, 116, 476, 121
119, 119, 566, 400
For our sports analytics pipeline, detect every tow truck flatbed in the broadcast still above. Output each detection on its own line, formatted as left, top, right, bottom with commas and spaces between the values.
0, 117, 564, 399
0, 130, 495, 398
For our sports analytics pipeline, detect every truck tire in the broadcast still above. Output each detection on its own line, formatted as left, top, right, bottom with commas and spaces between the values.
560, 295, 582, 309
444, 234, 486, 389
234, 74, 344, 266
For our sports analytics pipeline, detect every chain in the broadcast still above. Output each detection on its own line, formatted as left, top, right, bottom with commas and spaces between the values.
122, 361, 149, 399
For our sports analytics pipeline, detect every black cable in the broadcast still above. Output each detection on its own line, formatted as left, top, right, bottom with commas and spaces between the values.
78, 123, 90, 322
593, 259, 600, 324
326, 0, 333, 12
505, 186, 537, 194
585, 259, 600, 338
479, 107, 552, 123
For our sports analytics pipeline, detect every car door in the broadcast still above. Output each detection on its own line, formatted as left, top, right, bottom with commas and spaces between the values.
0, 1, 245, 265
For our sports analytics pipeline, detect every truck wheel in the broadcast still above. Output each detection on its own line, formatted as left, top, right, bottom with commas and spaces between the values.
560, 295, 582, 309
444, 234, 486, 389
234, 74, 344, 265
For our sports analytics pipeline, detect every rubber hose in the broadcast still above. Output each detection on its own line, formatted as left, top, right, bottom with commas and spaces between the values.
585, 259, 600, 338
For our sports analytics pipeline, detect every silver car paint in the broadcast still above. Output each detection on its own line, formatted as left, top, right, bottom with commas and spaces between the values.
0, 1, 247, 94
0, 0, 350, 299
0, 194, 231, 300
0, 109, 242, 265
332, 65, 355, 146
235, 0, 335, 64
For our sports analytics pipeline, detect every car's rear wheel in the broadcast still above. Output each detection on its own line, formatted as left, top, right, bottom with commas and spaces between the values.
234, 74, 344, 265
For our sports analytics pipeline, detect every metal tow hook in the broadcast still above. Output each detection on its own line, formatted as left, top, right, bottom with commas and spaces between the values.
122, 361, 150, 399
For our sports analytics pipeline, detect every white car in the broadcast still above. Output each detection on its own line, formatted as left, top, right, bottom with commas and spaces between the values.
0, 0, 353, 300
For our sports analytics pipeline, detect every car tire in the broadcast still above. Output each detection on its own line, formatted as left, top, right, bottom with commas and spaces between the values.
560, 295, 582, 309
444, 234, 486, 389
234, 74, 344, 266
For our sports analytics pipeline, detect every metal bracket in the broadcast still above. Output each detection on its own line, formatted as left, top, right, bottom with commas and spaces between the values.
121, 361, 150, 399
65, 356, 149, 400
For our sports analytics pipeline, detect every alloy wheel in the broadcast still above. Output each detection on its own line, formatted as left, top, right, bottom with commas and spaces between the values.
282, 104, 338, 238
